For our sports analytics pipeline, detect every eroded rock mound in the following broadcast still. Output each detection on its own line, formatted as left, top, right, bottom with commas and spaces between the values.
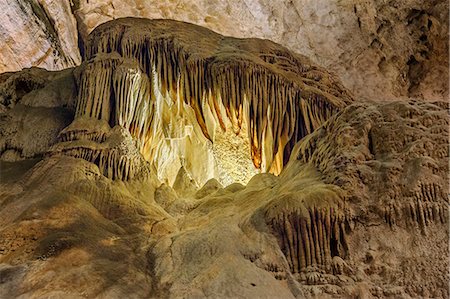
1, 98, 447, 298
49, 117, 151, 181
282, 100, 449, 297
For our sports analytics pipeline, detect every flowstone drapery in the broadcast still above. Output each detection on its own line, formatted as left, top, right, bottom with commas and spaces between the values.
72, 18, 353, 185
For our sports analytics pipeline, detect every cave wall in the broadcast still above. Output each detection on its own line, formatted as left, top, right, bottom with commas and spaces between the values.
0, 0, 448, 101
0, 0, 81, 71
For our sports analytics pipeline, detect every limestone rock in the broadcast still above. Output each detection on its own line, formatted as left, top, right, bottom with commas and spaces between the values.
49, 117, 151, 181
1, 92, 448, 299
290, 100, 449, 231
73, 18, 352, 186
0, 0, 81, 73
172, 166, 199, 197
77, 0, 449, 102
195, 178, 223, 199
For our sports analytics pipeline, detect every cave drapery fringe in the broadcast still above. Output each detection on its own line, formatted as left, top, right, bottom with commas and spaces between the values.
75, 21, 352, 175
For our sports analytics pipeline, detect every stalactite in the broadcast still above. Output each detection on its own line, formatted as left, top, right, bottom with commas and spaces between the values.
49, 145, 149, 181
263, 185, 349, 274
290, 101, 449, 238
384, 182, 448, 233
49, 118, 150, 181
74, 18, 353, 176
268, 205, 349, 273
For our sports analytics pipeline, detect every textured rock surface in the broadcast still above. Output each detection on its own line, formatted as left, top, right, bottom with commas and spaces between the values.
0, 16, 448, 299
0, 0, 81, 72
0, 68, 76, 161
0, 0, 448, 101
75, 0, 449, 101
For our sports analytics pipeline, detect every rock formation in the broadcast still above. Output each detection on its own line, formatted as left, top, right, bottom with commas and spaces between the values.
0, 17, 448, 299
74, 18, 352, 185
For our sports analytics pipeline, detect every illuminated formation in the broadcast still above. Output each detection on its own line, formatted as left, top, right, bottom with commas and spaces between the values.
72, 18, 353, 184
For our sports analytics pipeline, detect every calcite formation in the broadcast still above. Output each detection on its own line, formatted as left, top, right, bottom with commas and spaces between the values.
0, 68, 76, 161
263, 181, 349, 275
74, 18, 352, 184
49, 117, 151, 181
0, 17, 448, 299
292, 100, 449, 232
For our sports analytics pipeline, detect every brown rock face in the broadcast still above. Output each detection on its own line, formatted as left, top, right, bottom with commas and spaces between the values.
0, 0, 448, 101
0, 17, 448, 299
